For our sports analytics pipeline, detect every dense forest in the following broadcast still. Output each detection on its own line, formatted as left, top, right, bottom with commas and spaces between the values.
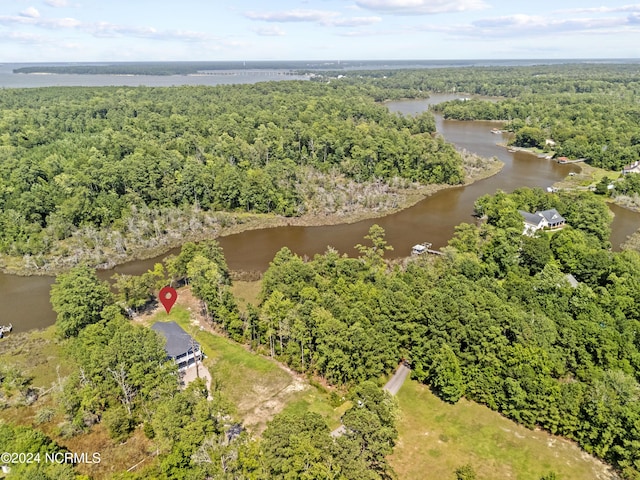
0, 81, 463, 271
4, 64, 638, 272
166, 189, 639, 479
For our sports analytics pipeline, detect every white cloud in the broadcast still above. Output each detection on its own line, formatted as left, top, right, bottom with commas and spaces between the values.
0, 30, 45, 43
335, 27, 394, 36
555, 4, 640, 15
355, 0, 489, 15
245, 9, 339, 23
471, 14, 634, 35
45, 0, 69, 6
418, 12, 640, 39
330, 16, 382, 27
0, 13, 80, 29
0, 12, 213, 43
85, 22, 212, 42
20, 7, 40, 18
245, 9, 381, 28
253, 26, 286, 36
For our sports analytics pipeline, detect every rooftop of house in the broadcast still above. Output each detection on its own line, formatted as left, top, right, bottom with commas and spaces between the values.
518, 210, 544, 226
151, 321, 198, 358
518, 208, 565, 225
537, 208, 565, 223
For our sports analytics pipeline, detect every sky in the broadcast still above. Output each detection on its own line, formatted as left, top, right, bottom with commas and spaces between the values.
0, 0, 638, 62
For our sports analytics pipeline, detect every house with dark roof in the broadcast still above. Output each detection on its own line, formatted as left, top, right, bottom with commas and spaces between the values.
622, 160, 640, 175
152, 321, 201, 371
519, 208, 566, 235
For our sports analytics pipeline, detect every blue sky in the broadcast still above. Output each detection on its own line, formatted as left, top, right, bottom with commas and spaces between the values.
0, 0, 638, 62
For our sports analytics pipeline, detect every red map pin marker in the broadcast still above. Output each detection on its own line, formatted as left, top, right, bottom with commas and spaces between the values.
159, 286, 178, 314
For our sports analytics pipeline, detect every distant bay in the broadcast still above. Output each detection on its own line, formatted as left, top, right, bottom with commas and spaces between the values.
0, 63, 310, 88
2, 59, 638, 89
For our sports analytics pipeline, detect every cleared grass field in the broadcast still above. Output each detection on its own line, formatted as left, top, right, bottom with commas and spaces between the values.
230, 279, 262, 313
389, 380, 619, 480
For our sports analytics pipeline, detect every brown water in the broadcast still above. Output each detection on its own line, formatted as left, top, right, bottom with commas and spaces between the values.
3, 94, 640, 333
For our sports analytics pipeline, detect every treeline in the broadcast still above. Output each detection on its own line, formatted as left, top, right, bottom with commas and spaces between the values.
418, 65, 640, 170
13, 59, 414, 76
14, 63, 203, 76
434, 93, 640, 170
186, 189, 640, 479
0, 81, 461, 259
330, 63, 640, 97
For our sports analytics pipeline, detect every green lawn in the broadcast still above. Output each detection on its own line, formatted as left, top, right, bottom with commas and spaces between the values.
389, 380, 617, 480
230, 279, 263, 313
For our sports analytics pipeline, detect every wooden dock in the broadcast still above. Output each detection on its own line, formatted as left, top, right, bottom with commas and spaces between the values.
412, 243, 444, 256
556, 157, 586, 164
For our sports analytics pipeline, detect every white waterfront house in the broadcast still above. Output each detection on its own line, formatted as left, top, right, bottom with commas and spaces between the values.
519, 208, 566, 236
152, 321, 201, 371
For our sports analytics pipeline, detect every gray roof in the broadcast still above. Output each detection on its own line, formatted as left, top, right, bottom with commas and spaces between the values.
151, 321, 198, 358
518, 210, 544, 226
565, 273, 579, 288
537, 209, 565, 224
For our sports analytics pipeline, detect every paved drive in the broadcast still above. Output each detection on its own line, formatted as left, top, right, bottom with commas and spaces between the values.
383, 364, 411, 396
331, 364, 410, 437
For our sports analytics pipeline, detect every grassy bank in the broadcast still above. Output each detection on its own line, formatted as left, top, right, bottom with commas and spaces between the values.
0, 154, 503, 277
389, 381, 619, 480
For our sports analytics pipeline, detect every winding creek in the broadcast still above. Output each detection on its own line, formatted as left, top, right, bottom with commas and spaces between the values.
3, 94, 640, 333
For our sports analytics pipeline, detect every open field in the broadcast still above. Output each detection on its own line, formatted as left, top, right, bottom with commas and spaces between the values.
389, 380, 619, 480
230, 279, 263, 313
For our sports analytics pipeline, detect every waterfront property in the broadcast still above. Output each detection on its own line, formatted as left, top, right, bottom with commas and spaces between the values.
411, 243, 431, 255
0, 323, 11, 339
151, 321, 201, 371
411, 242, 444, 256
519, 209, 566, 235
622, 160, 640, 175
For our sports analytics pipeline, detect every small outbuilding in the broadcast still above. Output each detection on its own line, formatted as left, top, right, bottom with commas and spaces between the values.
152, 321, 201, 371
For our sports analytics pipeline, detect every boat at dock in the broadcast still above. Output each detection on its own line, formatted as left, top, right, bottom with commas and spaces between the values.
411, 242, 444, 256
0, 323, 12, 339
411, 243, 431, 255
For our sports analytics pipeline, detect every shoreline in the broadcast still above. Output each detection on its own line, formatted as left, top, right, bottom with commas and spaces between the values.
497, 142, 640, 213
0, 157, 504, 278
